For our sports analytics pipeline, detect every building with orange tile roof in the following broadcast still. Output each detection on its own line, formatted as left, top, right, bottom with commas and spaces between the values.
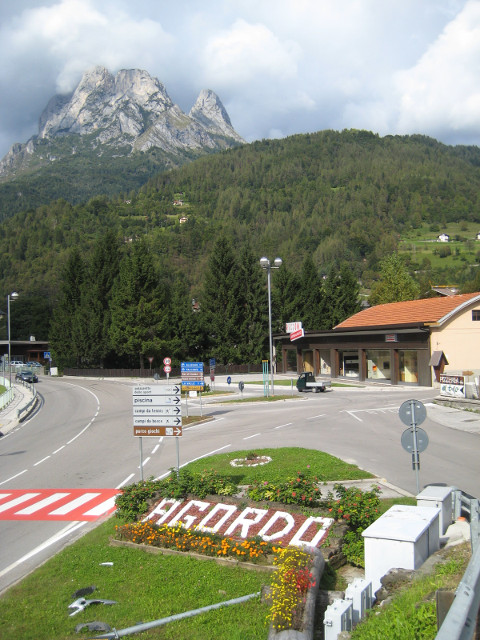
277, 292, 480, 388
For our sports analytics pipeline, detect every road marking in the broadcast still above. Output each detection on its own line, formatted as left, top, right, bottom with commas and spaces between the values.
0, 521, 86, 579
34, 455, 51, 466
307, 414, 326, 420
274, 423, 292, 430
52, 446, 65, 454
0, 469, 28, 486
0, 489, 120, 521
243, 433, 260, 440
344, 410, 363, 422
117, 474, 135, 489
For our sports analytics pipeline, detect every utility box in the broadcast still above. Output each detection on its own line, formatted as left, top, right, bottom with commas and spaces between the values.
323, 599, 353, 640
345, 578, 373, 626
362, 505, 440, 595
416, 485, 452, 535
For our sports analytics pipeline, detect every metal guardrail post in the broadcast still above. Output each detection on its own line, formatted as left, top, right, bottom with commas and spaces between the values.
471, 499, 480, 554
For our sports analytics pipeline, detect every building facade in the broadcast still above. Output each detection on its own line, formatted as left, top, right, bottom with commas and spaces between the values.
277, 292, 480, 387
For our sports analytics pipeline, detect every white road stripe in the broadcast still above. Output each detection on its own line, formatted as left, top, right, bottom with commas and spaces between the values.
0, 470, 28, 486
274, 423, 292, 429
34, 456, 51, 466
16, 493, 69, 515
243, 433, 260, 440
83, 496, 117, 516
49, 493, 100, 515
0, 493, 40, 513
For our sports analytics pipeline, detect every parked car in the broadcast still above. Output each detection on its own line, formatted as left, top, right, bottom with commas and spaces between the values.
9, 361, 24, 367
26, 361, 42, 368
16, 370, 38, 383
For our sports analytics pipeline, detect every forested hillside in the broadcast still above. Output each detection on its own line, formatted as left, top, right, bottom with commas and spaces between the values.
2, 128, 480, 340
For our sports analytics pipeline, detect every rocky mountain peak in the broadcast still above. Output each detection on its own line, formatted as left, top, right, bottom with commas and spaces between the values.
189, 89, 242, 141
0, 67, 243, 178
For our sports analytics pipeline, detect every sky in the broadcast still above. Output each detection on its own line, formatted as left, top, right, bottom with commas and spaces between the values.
1, 0, 480, 159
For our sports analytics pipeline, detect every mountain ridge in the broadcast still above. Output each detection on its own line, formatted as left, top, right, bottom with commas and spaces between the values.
0, 66, 243, 181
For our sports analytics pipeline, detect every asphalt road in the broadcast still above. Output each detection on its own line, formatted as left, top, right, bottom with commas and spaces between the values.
0, 376, 478, 594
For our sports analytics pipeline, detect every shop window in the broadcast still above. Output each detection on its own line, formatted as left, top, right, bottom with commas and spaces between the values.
366, 350, 391, 380
400, 350, 418, 383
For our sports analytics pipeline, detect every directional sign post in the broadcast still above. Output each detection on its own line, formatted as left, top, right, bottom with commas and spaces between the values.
133, 384, 183, 480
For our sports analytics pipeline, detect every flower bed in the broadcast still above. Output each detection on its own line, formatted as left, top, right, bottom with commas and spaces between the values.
115, 519, 275, 563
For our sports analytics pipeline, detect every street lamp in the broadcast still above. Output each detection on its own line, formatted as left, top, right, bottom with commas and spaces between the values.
260, 257, 282, 396
7, 292, 19, 386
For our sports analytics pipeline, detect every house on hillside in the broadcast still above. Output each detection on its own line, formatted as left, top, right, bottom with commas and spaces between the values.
276, 293, 480, 387
437, 233, 450, 242
476, 231, 480, 240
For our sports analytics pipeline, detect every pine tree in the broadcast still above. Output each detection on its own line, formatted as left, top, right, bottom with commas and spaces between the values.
294, 255, 324, 330
322, 264, 361, 328
109, 239, 168, 368
237, 245, 268, 363
73, 230, 121, 367
49, 248, 86, 367
201, 237, 244, 364
369, 254, 420, 305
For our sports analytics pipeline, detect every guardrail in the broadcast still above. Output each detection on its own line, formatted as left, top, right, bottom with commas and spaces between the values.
16, 384, 37, 422
436, 490, 480, 639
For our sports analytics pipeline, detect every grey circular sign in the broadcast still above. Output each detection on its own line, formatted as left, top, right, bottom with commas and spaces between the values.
399, 399, 427, 427
401, 427, 429, 453
238, 381, 245, 392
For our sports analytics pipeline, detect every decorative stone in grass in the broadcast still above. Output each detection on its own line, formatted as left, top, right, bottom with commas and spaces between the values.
230, 455, 272, 467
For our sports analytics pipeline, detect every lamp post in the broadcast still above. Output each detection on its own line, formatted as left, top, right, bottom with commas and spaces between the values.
7, 292, 19, 386
260, 257, 282, 396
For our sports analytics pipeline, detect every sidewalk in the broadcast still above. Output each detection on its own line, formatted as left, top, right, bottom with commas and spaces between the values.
0, 383, 36, 436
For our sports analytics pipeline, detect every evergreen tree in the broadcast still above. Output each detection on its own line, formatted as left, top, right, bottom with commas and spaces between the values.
237, 245, 268, 363
167, 276, 206, 362
369, 253, 420, 305
109, 238, 168, 368
73, 230, 121, 367
49, 248, 86, 367
294, 255, 324, 330
321, 264, 361, 328
272, 265, 302, 333
201, 237, 244, 364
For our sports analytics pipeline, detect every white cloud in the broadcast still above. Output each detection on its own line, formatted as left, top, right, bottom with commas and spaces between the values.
0, 0, 478, 156
395, 0, 480, 142
202, 18, 300, 86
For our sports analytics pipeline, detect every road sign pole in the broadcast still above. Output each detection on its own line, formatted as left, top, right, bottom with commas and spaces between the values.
139, 437, 144, 483
176, 437, 180, 479
410, 399, 421, 493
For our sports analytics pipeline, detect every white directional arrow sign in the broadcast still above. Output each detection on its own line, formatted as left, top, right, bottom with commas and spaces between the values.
132, 384, 182, 437
133, 406, 182, 416
133, 416, 182, 427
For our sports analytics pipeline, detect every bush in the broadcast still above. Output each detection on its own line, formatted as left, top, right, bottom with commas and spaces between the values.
115, 470, 238, 521
247, 470, 323, 507
114, 477, 163, 521
326, 484, 381, 568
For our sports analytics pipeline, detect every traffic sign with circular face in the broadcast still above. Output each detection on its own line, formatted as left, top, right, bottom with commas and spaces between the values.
401, 427, 429, 453
163, 357, 171, 365
238, 381, 245, 392
164, 365, 172, 373
399, 399, 427, 427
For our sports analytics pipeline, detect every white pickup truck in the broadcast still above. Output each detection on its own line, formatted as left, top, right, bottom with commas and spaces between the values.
296, 372, 332, 393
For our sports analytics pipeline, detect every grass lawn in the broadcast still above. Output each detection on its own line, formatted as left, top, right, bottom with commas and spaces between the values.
0, 447, 373, 639
177, 447, 373, 485
0, 518, 270, 640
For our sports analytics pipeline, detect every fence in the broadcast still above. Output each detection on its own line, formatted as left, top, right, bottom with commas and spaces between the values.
63, 363, 265, 378
436, 490, 480, 639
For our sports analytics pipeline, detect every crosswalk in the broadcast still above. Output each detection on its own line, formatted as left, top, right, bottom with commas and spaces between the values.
0, 489, 120, 521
